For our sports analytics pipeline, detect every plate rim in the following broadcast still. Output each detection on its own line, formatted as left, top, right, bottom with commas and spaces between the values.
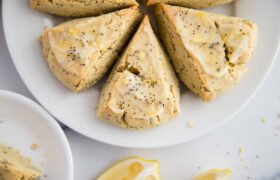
2, 0, 280, 148
0, 90, 74, 179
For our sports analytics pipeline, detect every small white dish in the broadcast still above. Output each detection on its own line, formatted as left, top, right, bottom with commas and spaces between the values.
2, 0, 280, 148
0, 90, 73, 180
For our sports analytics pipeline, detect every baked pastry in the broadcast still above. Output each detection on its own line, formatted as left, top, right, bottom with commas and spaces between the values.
97, 16, 180, 129
40, 7, 142, 92
146, 0, 234, 8
30, 0, 138, 17
155, 4, 257, 101
0, 144, 41, 180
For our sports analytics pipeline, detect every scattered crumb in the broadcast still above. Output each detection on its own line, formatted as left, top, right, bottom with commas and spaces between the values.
238, 147, 244, 156
0, 120, 3, 123
255, 154, 260, 158
261, 118, 266, 123
245, 165, 250, 170
30, 143, 40, 151
187, 121, 194, 128
226, 152, 230, 155
197, 166, 201, 170
278, 114, 280, 119
247, 176, 253, 180
215, 142, 219, 146
274, 133, 279, 137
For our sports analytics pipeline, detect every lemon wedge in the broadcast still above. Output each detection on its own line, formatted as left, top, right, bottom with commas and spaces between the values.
96, 156, 160, 180
194, 168, 232, 180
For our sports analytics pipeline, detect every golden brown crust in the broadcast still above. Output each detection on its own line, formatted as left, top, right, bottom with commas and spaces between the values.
147, 0, 233, 8
30, 0, 138, 17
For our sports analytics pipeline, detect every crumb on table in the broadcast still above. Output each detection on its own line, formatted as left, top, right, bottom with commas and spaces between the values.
187, 121, 194, 128
30, 143, 40, 151
238, 147, 244, 156
261, 118, 266, 123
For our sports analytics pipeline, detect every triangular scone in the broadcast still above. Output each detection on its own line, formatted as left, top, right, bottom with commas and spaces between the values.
41, 7, 142, 92
155, 4, 257, 101
30, 0, 138, 17
0, 144, 41, 179
146, 0, 233, 8
97, 16, 180, 129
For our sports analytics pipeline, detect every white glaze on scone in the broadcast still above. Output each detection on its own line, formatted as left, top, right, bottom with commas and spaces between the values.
97, 16, 180, 129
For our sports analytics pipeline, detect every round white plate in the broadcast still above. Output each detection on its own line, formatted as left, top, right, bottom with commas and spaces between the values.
3, 0, 280, 148
0, 90, 73, 179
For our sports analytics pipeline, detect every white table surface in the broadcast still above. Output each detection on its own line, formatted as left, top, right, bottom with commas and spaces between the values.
1, 6, 280, 180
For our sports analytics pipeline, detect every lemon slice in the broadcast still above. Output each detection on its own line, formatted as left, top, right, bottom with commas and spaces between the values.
97, 156, 160, 180
194, 168, 232, 180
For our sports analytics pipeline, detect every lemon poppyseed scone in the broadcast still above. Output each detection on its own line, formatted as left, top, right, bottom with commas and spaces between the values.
146, 0, 233, 8
97, 16, 180, 129
155, 4, 257, 101
30, 0, 138, 17
41, 7, 142, 92
0, 144, 41, 180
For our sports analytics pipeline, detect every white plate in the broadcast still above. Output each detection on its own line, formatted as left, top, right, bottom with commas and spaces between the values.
2, 0, 280, 148
0, 90, 73, 179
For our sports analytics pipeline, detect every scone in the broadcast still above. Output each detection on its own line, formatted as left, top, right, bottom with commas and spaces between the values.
30, 0, 138, 17
97, 16, 180, 129
41, 7, 142, 92
155, 4, 257, 101
0, 144, 41, 180
146, 0, 233, 8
